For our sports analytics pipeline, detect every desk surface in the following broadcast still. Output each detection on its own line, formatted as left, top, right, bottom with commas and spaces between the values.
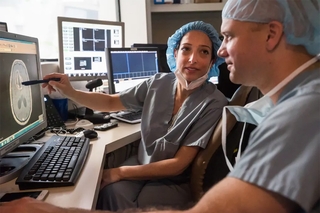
0, 122, 141, 210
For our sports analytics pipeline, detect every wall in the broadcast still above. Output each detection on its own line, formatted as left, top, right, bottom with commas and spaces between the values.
151, 11, 222, 44
120, 0, 149, 47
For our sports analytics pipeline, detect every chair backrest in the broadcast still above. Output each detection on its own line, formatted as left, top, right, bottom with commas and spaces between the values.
190, 85, 262, 202
217, 63, 241, 99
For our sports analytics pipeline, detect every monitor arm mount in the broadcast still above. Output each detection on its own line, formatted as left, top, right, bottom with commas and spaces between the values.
85, 79, 103, 115
86, 78, 103, 92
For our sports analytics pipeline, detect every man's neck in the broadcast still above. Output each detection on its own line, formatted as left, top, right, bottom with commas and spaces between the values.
259, 50, 316, 103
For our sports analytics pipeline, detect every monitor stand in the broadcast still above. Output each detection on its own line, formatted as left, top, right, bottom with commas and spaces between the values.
0, 144, 41, 184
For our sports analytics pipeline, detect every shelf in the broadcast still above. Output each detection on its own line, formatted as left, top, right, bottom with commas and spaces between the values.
151, 2, 226, 13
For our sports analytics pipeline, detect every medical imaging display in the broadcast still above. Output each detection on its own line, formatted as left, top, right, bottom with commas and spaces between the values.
9, 60, 33, 125
0, 53, 43, 138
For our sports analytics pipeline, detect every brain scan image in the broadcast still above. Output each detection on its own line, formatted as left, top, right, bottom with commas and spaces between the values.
9, 59, 32, 125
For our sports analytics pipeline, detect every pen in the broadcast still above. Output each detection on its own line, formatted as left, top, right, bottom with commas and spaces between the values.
22, 78, 61, 86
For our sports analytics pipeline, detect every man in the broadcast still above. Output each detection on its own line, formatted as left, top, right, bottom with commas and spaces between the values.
1, 0, 319, 212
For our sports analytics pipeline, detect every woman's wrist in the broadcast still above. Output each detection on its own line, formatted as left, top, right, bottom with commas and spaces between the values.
67, 89, 81, 101
118, 166, 126, 180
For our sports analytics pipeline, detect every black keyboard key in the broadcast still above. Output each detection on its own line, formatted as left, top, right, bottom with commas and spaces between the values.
48, 174, 56, 181
33, 175, 41, 181
40, 174, 48, 181
62, 175, 70, 181
68, 156, 78, 169
55, 172, 64, 181
24, 175, 32, 180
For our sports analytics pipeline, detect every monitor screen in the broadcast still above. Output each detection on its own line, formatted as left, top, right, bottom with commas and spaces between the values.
106, 47, 160, 94
0, 31, 47, 158
131, 43, 170, 73
57, 16, 124, 81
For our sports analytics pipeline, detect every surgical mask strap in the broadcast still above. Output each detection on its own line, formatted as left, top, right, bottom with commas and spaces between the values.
222, 106, 247, 171
222, 107, 234, 171
176, 61, 213, 90
236, 122, 246, 163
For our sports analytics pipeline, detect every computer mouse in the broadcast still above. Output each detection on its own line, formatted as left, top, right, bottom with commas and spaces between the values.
83, 129, 98, 139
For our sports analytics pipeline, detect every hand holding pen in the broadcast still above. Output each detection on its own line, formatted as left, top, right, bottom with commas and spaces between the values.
21, 78, 61, 86
41, 73, 76, 97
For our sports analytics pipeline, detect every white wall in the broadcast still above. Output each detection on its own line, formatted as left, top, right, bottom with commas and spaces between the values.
120, 0, 149, 47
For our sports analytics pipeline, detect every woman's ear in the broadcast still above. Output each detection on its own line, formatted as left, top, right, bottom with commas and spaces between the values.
174, 49, 178, 59
266, 21, 284, 51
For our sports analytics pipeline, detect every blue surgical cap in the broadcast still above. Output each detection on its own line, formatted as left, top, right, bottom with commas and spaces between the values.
222, 0, 320, 56
166, 21, 224, 78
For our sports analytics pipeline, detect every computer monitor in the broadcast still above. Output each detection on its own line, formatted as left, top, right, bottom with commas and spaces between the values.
106, 47, 160, 94
0, 31, 47, 183
0, 22, 8, 32
131, 43, 171, 73
57, 16, 125, 81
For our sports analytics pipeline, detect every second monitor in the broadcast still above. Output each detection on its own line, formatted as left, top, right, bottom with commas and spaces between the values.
131, 43, 170, 73
57, 17, 124, 81
106, 47, 160, 95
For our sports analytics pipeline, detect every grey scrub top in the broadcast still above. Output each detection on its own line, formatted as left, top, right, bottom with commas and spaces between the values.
120, 72, 228, 165
229, 68, 320, 213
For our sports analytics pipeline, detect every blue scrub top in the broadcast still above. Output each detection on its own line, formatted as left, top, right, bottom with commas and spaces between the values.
120, 72, 228, 165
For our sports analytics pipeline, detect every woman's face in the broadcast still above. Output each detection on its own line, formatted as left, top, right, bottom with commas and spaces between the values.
174, 30, 213, 82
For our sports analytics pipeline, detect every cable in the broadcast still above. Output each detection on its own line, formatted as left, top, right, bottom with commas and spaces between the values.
117, 0, 121, 22
66, 127, 85, 134
50, 127, 67, 136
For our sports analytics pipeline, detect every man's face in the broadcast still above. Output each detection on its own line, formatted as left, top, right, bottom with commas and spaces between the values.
174, 30, 213, 83
218, 19, 268, 86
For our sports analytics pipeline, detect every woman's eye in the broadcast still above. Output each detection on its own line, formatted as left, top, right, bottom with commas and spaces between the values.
202, 50, 210, 55
181, 47, 190, 51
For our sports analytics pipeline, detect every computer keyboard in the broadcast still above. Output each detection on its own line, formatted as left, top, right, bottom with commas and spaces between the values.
44, 95, 66, 128
16, 135, 90, 190
110, 110, 142, 124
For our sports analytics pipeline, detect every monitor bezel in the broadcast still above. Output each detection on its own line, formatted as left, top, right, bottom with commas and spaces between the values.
131, 43, 167, 49
0, 22, 8, 32
57, 16, 125, 81
131, 43, 171, 73
105, 47, 160, 95
0, 31, 47, 158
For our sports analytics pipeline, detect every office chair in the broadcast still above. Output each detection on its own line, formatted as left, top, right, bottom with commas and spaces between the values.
217, 63, 241, 99
190, 85, 262, 202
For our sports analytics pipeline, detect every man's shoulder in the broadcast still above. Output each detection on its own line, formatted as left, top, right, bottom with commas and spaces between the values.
279, 68, 320, 103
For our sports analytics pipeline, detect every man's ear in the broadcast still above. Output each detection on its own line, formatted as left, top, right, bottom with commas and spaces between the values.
266, 21, 283, 51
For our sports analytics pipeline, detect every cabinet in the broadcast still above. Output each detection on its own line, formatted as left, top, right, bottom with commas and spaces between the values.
150, 1, 226, 12
146, 0, 227, 43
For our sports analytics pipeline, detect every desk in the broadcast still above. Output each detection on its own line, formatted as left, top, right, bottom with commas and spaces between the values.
0, 122, 141, 210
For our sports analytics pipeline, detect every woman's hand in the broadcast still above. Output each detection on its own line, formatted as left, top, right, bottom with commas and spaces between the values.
100, 168, 122, 189
42, 73, 76, 98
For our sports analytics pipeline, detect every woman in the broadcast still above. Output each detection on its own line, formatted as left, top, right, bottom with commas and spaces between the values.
43, 21, 227, 211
